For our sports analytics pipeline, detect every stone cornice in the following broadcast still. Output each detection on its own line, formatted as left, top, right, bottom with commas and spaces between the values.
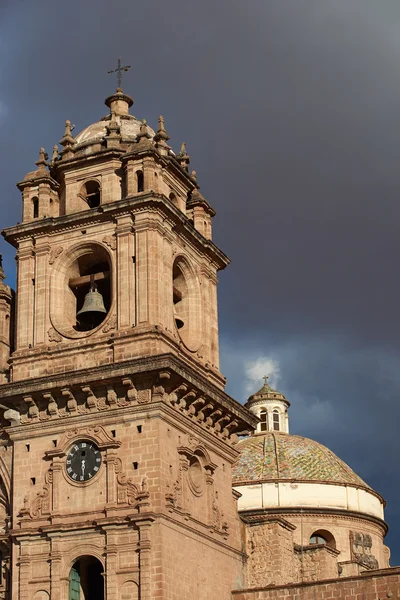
0, 353, 258, 438
2, 193, 229, 270
238, 506, 388, 535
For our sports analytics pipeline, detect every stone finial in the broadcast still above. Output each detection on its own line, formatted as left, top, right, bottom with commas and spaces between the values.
178, 142, 190, 171
190, 169, 198, 184
51, 145, 59, 162
156, 116, 170, 141
59, 120, 75, 148
35, 147, 48, 169
59, 120, 75, 159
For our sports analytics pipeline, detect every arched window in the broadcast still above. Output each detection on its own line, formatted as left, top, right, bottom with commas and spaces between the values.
309, 530, 336, 548
137, 170, 144, 193
32, 197, 39, 219
273, 410, 280, 431
260, 409, 268, 432
80, 180, 100, 208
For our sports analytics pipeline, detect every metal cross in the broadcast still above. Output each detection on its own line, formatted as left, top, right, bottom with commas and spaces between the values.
108, 57, 131, 90
263, 375, 269, 385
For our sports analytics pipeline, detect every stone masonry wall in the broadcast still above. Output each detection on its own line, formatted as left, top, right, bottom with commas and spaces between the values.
244, 518, 295, 588
294, 544, 339, 582
232, 567, 400, 600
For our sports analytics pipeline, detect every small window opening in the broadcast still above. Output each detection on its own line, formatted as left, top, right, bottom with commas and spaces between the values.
137, 425, 142, 434
30, 477, 36, 485
81, 180, 100, 208
133, 461, 138, 470
111, 430, 116, 438
26, 444, 30, 452
309, 530, 336, 548
260, 409, 268, 432
32, 197, 39, 219
137, 170, 144, 193
273, 410, 280, 431
52, 440, 57, 447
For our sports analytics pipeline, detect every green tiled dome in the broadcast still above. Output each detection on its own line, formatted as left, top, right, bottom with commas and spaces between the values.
233, 432, 371, 490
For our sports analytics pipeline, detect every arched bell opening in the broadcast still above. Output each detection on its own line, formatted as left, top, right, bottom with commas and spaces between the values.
69, 250, 111, 332
68, 555, 104, 600
80, 180, 101, 208
172, 256, 201, 352
50, 242, 113, 338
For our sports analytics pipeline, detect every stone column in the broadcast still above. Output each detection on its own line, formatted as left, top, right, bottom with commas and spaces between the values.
136, 518, 154, 600
104, 451, 118, 510
115, 216, 135, 329
49, 538, 62, 600
209, 272, 219, 369
51, 460, 62, 517
18, 545, 30, 600
135, 216, 149, 325
142, 157, 155, 192
15, 240, 35, 350
33, 240, 50, 346
104, 527, 118, 600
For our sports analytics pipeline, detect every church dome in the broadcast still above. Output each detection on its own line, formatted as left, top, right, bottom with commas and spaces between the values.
233, 431, 370, 490
73, 89, 155, 149
74, 115, 155, 148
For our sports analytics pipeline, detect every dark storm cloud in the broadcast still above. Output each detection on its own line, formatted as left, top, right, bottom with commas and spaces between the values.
1, 0, 400, 560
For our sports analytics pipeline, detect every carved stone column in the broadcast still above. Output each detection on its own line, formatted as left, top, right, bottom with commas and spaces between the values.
15, 241, 35, 350
49, 537, 62, 600
135, 517, 154, 600
17, 547, 30, 600
33, 241, 50, 346
104, 451, 118, 510
103, 527, 118, 600
115, 216, 135, 329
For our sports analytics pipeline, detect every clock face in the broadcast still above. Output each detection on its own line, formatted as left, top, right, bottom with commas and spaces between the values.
66, 441, 102, 482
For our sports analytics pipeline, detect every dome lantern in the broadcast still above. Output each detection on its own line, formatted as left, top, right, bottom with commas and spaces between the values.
246, 377, 290, 434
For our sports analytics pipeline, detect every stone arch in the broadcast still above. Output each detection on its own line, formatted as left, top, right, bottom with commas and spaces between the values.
119, 580, 139, 600
309, 529, 336, 549
49, 241, 115, 339
79, 179, 101, 208
172, 255, 202, 352
67, 554, 104, 600
32, 591, 50, 600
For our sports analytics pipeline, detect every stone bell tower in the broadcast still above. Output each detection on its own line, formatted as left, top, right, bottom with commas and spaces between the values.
0, 79, 257, 600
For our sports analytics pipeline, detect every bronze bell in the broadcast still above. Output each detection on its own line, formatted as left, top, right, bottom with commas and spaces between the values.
174, 307, 184, 330
77, 285, 107, 327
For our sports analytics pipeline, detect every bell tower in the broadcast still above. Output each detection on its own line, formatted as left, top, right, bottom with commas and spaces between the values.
4, 88, 224, 389
0, 82, 257, 600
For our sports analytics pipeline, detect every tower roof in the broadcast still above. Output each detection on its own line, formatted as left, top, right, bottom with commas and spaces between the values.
246, 378, 290, 409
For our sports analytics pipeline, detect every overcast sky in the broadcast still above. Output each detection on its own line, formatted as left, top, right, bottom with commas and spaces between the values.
1, 0, 400, 564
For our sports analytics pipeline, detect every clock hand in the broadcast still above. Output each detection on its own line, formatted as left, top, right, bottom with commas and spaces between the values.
81, 459, 85, 474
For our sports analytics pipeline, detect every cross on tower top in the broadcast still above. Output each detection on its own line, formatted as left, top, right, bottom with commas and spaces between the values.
108, 57, 131, 91
263, 375, 269, 385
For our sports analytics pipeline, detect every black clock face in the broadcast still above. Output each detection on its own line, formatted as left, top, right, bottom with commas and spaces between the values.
66, 441, 102, 482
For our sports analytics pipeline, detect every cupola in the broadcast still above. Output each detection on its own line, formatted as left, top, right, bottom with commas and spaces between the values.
245, 377, 290, 433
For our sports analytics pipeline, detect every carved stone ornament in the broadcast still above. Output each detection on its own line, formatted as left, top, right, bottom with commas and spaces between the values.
18, 470, 52, 519
48, 327, 62, 342
45, 425, 120, 459
102, 235, 117, 251
48, 246, 63, 265
351, 532, 379, 569
102, 315, 117, 333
